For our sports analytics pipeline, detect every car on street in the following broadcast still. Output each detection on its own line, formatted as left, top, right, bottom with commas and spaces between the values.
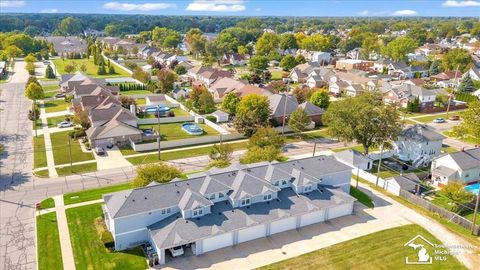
432, 118, 446, 123
169, 246, 184, 257
95, 147, 105, 155
55, 93, 65, 98
43, 60, 50, 65
57, 121, 73, 128
449, 115, 460, 121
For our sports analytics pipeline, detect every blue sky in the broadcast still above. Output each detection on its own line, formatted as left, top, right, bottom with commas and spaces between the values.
1, 0, 479, 16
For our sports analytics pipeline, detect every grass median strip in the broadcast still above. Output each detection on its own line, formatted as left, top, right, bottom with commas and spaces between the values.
33, 135, 47, 168
258, 224, 466, 270
66, 203, 147, 270
37, 212, 63, 270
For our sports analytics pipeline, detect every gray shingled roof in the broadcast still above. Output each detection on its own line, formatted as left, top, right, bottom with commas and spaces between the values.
334, 149, 371, 167
268, 94, 299, 117
389, 173, 421, 191
448, 148, 480, 171
399, 124, 445, 142
103, 156, 352, 219
148, 187, 355, 249
299, 101, 325, 116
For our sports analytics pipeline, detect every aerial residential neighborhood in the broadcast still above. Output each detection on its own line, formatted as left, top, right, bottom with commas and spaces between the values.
1, 1, 480, 270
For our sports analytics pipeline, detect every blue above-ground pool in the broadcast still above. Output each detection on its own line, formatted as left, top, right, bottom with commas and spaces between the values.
145, 106, 170, 114
182, 122, 204, 135
465, 183, 480, 195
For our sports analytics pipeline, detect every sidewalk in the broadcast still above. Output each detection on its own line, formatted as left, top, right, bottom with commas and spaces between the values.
40, 102, 58, 177
52, 195, 76, 270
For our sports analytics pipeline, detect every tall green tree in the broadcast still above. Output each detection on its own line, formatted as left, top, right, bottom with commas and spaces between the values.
280, 55, 296, 71
221, 92, 241, 116
429, 60, 441, 75
57, 17, 83, 35
309, 90, 330, 109
323, 93, 403, 154
279, 33, 298, 50
249, 55, 269, 71
383, 37, 417, 62
442, 181, 474, 213
45, 64, 55, 79
288, 108, 311, 134
156, 68, 177, 93
234, 94, 271, 136
132, 163, 182, 187
452, 99, 480, 144
25, 82, 44, 137
442, 48, 472, 72
458, 74, 475, 92
255, 32, 279, 57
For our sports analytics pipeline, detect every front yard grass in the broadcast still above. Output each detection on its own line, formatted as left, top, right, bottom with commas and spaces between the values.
139, 122, 219, 141
50, 131, 94, 165
56, 162, 97, 176
443, 130, 479, 145
125, 141, 248, 165
350, 186, 374, 208
37, 212, 63, 270
36, 115, 72, 129
44, 99, 69, 113
39, 197, 55, 209
66, 203, 147, 270
258, 224, 466, 270
52, 58, 129, 78
63, 183, 132, 205
120, 90, 152, 95
33, 135, 47, 168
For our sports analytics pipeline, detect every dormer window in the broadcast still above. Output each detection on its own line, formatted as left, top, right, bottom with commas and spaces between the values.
304, 185, 312, 192
274, 181, 279, 186
263, 194, 272, 201
161, 208, 171, 215
218, 192, 224, 198
241, 198, 251, 206
209, 194, 216, 200
192, 207, 203, 217
282, 180, 287, 185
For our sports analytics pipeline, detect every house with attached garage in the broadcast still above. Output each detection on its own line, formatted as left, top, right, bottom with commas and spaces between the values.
393, 124, 445, 168
382, 84, 436, 109
431, 148, 480, 187
102, 156, 356, 265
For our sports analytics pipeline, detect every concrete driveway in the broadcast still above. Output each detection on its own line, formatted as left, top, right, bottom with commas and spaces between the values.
161, 197, 410, 270
94, 146, 133, 170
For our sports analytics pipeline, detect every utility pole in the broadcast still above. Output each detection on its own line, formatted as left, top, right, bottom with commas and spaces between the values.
472, 182, 480, 235
312, 141, 317, 157
68, 136, 72, 173
281, 92, 288, 135
157, 105, 161, 161
375, 142, 384, 186
446, 64, 460, 119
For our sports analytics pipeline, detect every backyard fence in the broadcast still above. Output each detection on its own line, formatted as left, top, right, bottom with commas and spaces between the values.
399, 189, 480, 236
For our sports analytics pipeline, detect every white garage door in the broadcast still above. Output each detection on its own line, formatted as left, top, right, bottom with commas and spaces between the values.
238, 224, 266, 244
328, 203, 353, 220
300, 210, 325, 227
202, 232, 233, 253
270, 217, 296, 235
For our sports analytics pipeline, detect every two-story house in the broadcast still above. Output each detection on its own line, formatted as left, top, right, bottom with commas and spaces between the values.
102, 156, 355, 265
431, 148, 480, 187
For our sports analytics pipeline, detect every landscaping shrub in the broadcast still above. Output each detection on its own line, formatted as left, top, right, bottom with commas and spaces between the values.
69, 129, 86, 139
206, 115, 216, 123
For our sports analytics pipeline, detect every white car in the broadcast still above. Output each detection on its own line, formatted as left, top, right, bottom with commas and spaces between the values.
57, 121, 73, 128
169, 246, 184, 257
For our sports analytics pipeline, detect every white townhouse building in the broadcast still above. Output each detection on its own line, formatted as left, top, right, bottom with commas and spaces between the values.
102, 156, 356, 265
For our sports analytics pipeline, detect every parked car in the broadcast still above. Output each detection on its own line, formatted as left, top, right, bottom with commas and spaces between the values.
449, 115, 460, 121
55, 93, 65, 98
106, 143, 114, 149
57, 121, 73, 128
169, 246, 184, 257
432, 118, 446, 123
43, 60, 50, 65
95, 147, 105, 155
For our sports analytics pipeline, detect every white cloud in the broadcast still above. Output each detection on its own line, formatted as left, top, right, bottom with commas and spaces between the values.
442, 0, 480, 7
392, 9, 418, 16
103, 2, 177, 11
359, 10, 369, 16
0, 1, 25, 8
40, 8, 59, 13
186, 0, 246, 12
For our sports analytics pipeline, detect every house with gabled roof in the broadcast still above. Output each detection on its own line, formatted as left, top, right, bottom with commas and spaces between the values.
102, 156, 356, 264
208, 77, 246, 101
431, 148, 480, 186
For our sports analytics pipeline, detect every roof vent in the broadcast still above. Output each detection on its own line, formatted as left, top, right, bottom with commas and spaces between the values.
301, 167, 304, 170
144, 197, 147, 200
132, 199, 135, 202
175, 183, 178, 187
186, 183, 189, 185
231, 209, 234, 212
177, 190, 180, 194
186, 220, 189, 223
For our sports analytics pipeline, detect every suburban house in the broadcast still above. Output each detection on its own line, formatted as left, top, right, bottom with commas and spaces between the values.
289, 62, 321, 83
221, 53, 247, 66
335, 59, 373, 71
268, 94, 324, 126
328, 72, 378, 96
415, 43, 448, 56
305, 67, 335, 89
464, 67, 480, 81
41, 36, 87, 57
187, 66, 232, 87
234, 84, 273, 98
172, 88, 188, 100
382, 84, 436, 108
208, 77, 246, 101
431, 148, 480, 186
296, 50, 332, 64
334, 149, 373, 171
137, 46, 157, 59
431, 71, 462, 88
393, 124, 445, 167
386, 62, 428, 80
102, 156, 356, 265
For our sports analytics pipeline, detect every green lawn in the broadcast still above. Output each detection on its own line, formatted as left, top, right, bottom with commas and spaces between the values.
39, 197, 55, 209
412, 111, 465, 124
36, 115, 72, 129
138, 122, 219, 141
441, 145, 458, 153
37, 212, 63, 270
63, 183, 132, 205
33, 135, 47, 168
125, 141, 248, 165
52, 58, 129, 78
120, 90, 152, 95
350, 186, 374, 208
137, 107, 190, 119
44, 99, 69, 113
34, 169, 49, 178
443, 130, 479, 145
50, 131, 94, 165
43, 84, 60, 92
136, 98, 146, 105
431, 191, 480, 226
258, 224, 466, 270
56, 162, 98, 176
66, 203, 147, 270
43, 91, 58, 99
